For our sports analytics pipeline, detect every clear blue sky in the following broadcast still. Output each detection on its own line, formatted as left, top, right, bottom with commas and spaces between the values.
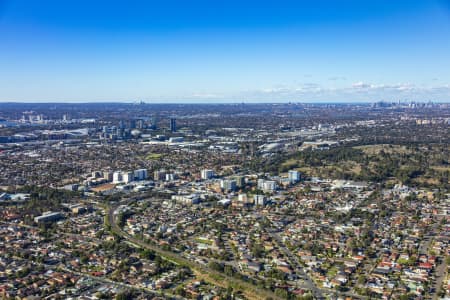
0, 0, 449, 102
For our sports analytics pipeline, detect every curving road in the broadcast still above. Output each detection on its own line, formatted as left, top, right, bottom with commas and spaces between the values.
106, 200, 281, 300
267, 229, 325, 299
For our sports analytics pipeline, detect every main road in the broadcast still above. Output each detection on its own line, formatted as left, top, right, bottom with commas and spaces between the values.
106, 199, 281, 300
267, 229, 326, 299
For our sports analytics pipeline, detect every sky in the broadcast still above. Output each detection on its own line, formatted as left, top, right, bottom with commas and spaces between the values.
0, 0, 449, 103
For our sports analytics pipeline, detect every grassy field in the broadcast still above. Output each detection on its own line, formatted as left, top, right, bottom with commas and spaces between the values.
280, 144, 450, 187
145, 153, 163, 160
430, 165, 450, 172
353, 144, 411, 155
195, 237, 213, 245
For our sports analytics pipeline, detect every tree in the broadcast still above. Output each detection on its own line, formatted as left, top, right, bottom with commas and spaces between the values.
274, 288, 289, 299
174, 285, 186, 297
251, 243, 265, 258
115, 290, 134, 300
95, 292, 109, 299
224, 265, 234, 277
139, 249, 155, 260
208, 261, 224, 272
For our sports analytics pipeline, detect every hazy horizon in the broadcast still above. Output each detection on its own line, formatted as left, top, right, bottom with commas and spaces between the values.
0, 99, 448, 105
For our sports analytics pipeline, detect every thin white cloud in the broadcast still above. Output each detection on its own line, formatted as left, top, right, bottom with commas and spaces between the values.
329, 76, 347, 81
239, 82, 450, 102
190, 92, 223, 99
352, 81, 373, 89
144, 82, 450, 102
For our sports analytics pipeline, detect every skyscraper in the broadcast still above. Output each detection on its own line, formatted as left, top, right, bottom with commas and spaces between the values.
122, 171, 134, 183
221, 179, 237, 192
134, 169, 148, 181
136, 119, 145, 129
234, 176, 245, 187
149, 116, 158, 130
201, 169, 214, 180
288, 170, 301, 183
113, 171, 122, 183
170, 118, 176, 132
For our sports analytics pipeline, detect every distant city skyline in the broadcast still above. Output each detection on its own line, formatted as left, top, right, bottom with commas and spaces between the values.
0, 0, 449, 102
